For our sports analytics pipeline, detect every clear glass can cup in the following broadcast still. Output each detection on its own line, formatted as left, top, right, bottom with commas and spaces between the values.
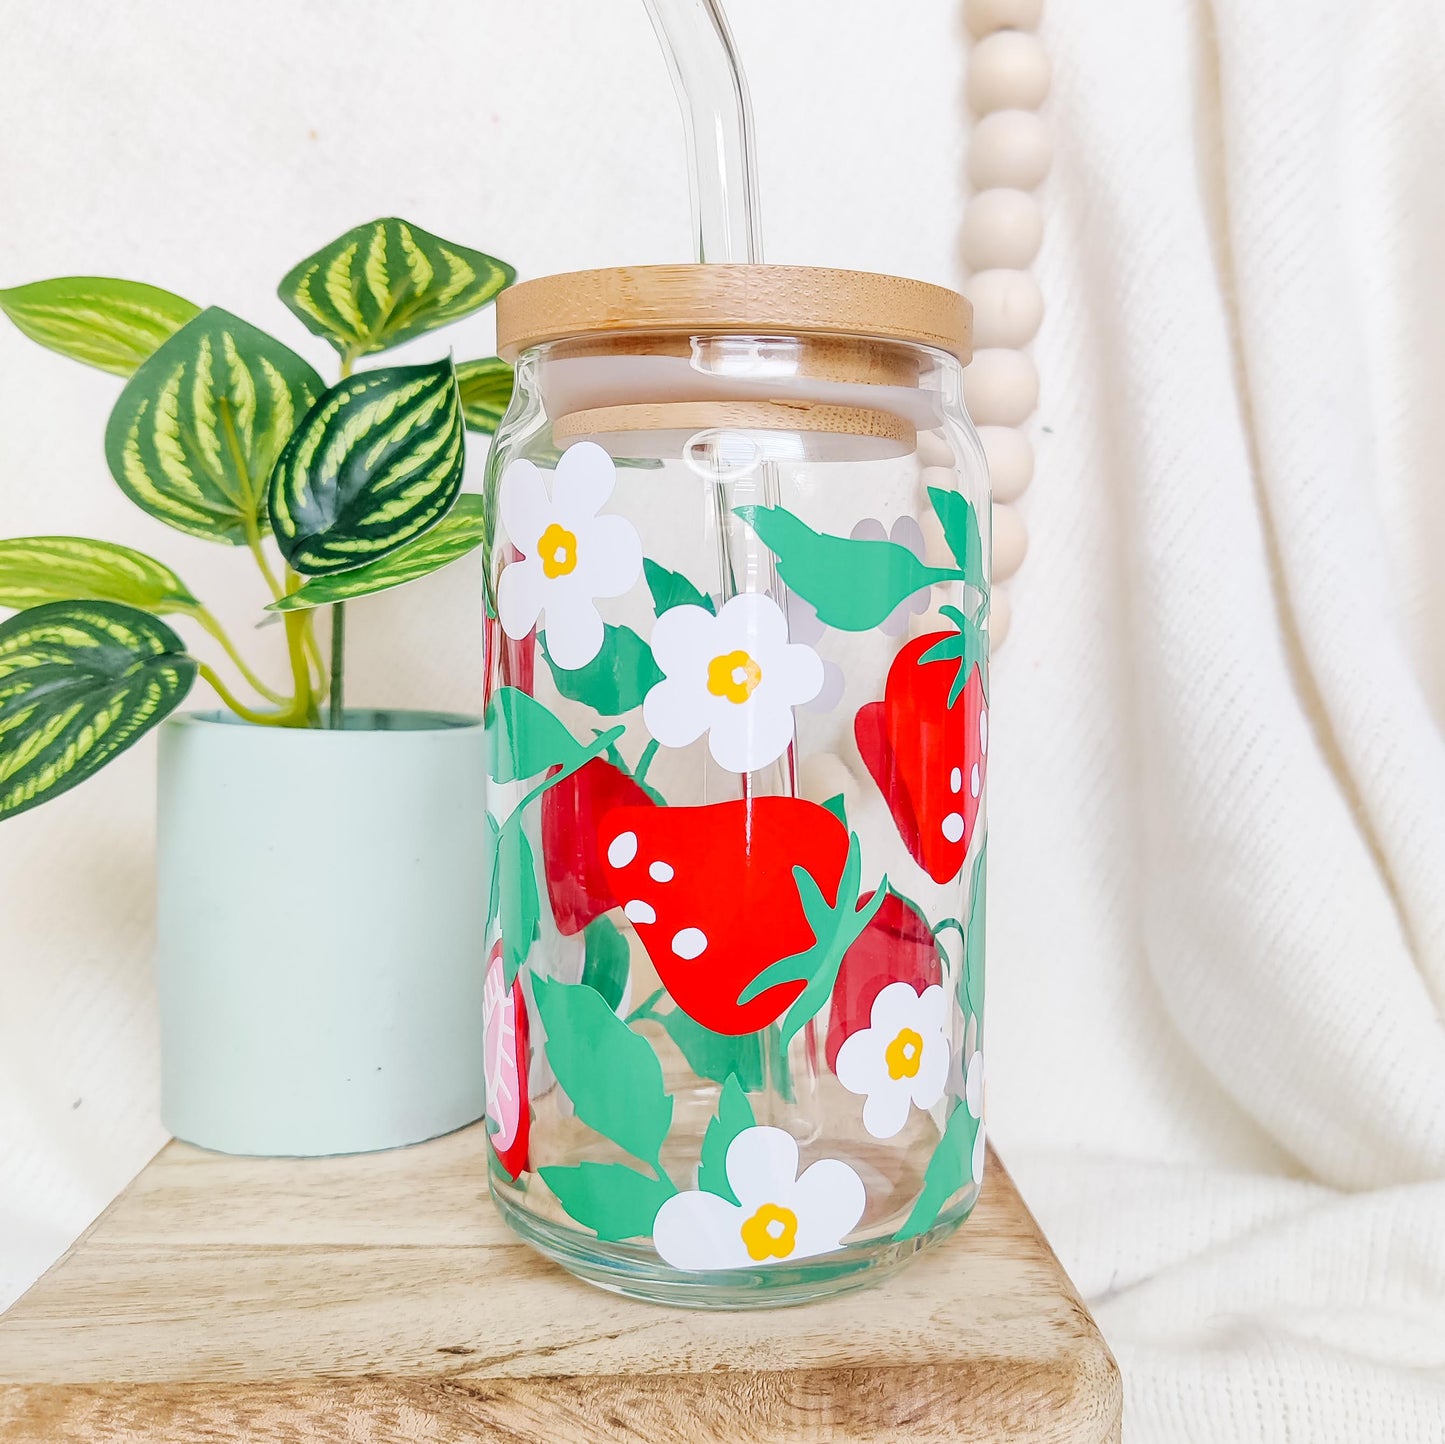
480, 264, 990, 1307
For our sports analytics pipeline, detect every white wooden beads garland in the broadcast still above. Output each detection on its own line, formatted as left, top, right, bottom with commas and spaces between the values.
961, 0, 1049, 649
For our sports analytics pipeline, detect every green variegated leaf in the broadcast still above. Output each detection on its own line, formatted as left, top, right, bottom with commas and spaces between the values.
268, 495, 485, 611
267, 359, 465, 577
103, 308, 323, 545
0, 601, 196, 821
456, 357, 514, 434
0, 277, 200, 377
278, 218, 515, 360
0, 537, 197, 614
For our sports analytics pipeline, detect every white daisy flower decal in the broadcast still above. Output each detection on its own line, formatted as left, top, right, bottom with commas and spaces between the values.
496, 441, 643, 669
835, 982, 951, 1139
642, 592, 824, 773
653, 1125, 866, 1271
965, 1048, 986, 1186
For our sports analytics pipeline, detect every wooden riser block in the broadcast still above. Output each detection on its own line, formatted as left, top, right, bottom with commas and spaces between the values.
0, 1128, 1120, 1442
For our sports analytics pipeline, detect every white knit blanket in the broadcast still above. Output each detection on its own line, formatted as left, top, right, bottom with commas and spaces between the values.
996, 0, 1445, 1437
2, 3, 1443, 1439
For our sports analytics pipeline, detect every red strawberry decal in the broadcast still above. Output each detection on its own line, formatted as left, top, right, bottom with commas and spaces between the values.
541, 755, 657, 935
483, 941, 530, 1180
597, 797, 851, 1036
855, 630, 988, 884
825, 888, 943, 1071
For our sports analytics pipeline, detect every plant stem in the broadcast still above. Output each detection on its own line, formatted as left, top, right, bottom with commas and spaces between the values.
189, 608, 287, 705
329, 602, 346, 729
196, 664, 293, 726
281, 571, 315, 726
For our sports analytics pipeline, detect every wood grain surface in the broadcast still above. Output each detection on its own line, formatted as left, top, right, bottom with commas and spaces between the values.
0, 1128, 1120, 1443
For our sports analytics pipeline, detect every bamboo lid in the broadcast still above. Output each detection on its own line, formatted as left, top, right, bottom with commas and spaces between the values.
495, 264, 972, 364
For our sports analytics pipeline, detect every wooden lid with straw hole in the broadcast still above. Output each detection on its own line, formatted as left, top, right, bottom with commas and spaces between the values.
495, 264, 973, 365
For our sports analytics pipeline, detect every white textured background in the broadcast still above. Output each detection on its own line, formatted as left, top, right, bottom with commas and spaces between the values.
5, 3, 1445, 1441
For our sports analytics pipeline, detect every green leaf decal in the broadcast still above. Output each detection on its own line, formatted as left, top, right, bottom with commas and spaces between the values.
928, 486, 987, 592
484, 685, 586, 783
103, 307, 323, 545
538, 1161, 675, 1242
0, 276, 200, 377
484, 812, 502, 934
497, 823, 541, 988
643, 558, 715, 616
895, 1103, 981, 1241
735, 505, 963, 632
539, 624, 664, 716
531, 976, 673, 1168
0, 601, 196, 821
0, 537, 197, 614
278, 218, 514, 360
456, 357, 514, 434
737, 832, 888, 1047
268, 359, 465, 577
269, 495, 486, 611
697, 1074, 756, 1205
658, 1008, 764, 1093
581, 915, 630, 1012
964, 842, 987, 1019
918, 605, 990, 707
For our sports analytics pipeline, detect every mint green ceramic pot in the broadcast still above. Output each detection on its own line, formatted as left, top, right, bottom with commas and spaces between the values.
155, 710, 487, 1156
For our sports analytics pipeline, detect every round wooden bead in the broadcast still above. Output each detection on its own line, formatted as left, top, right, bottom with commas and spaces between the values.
968, 31, 1051, 114
968, 110, 1052, 191
963, 349, 1039, 427
992, 503, 1029, 579
964, 0, 1043, 38
989, 587, 1013, 648
964, 269, 1044, 349
979, 425, 1034, 502
961, 189, 1042, 271
916, 430, 954, 468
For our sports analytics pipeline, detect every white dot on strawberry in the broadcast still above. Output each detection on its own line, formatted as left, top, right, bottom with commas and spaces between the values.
942, 812, 965, 843
649, 861, 675, 883
624, 899, 657, 925
607, 831, 638, 868
671, 927, 707, 960
970, 763, 981, 798
950, 766, 963, 794
980, 710, 989, 755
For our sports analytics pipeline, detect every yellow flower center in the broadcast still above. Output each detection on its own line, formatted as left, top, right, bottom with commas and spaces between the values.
740, 1201, 798, 1262
885, 1027, 924, 1081
538, 522, 578, 579
706, 649, 763, 704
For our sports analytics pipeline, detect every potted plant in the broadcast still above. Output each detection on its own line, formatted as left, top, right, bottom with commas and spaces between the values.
0, 218, 518, 1156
